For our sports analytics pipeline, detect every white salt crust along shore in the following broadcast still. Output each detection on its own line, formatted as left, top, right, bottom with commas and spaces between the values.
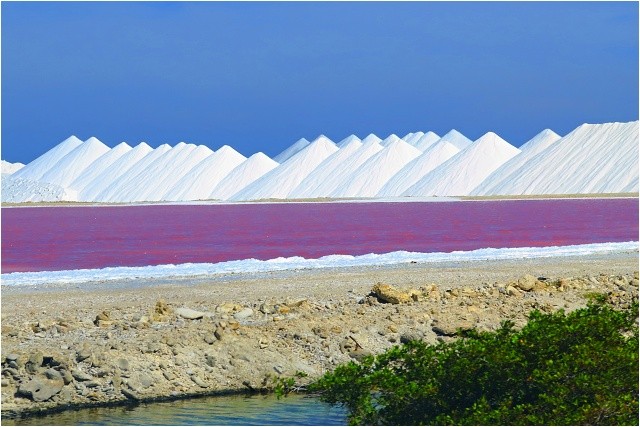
1, 252, 638, 418
2, 121, 637, 203
2, 241, 637, 287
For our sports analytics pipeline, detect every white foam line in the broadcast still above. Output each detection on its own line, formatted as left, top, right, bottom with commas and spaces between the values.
2, 241, 637, 287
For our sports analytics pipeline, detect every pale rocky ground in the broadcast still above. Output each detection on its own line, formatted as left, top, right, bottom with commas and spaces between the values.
1, 252, 638, 419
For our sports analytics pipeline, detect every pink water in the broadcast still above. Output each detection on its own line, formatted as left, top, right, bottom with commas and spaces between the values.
1, 199, 637, 274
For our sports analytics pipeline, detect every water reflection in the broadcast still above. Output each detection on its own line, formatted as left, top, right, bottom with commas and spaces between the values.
5, 394, 347, 426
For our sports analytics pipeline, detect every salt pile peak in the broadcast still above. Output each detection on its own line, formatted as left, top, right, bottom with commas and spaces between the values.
337, 134, 361, 148
471, 129, 561, 196
230, 135, 338, 201
361, 134, 382, 145
480, 121, 638, 195
403, 132, 425, 146
70, 142, 132, 191
274, 137, 310, 163
413, 131, 442, 152
332, 139, 422, 198
293, 138, 384, 198
1, 160, 25, 175
209, 152, 279, 200
12, 135, 83, 181
78, 142, 153, 202
289, 138, 364, 198
94, 144, 172, 202
164, 145, 247, 201
378, 140, 460, 197
438, 129, 473, 151
379, 134, 403, 147
39, 137, 110, 187
115, 143, 214, 203
403, 132, 520, 197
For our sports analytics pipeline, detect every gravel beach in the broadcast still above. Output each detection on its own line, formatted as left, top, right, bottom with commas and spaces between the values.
1, 251, 638, 419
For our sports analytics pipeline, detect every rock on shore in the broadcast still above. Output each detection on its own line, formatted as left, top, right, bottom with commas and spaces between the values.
1, 271, 638, 419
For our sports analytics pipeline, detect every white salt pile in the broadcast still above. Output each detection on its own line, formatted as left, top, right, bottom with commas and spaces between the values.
77, 143, 154, 202
332, 139, 422, 198
165, 145, 246, 201
1, 160, 25, 175
471, 129, 561, 196
2, 121, 637, 204
476, 121, 638, 195
403, 132, 520, 197
230, 135, 338, 200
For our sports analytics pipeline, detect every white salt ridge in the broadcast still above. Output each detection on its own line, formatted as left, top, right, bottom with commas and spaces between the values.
39, 137, 111, 187
378, 140, 460, 197
337, 134, 361, 148
404, 132, 520, 197
3, 241, 636, 287
438, 129, 473, 151
115, 143, 216, 202
78, 143, 153, 202
209, 153, 279, 200
273, 138, 310, 163
291, 139, 384, 198
69, 142, 132, 191
379, 134, 402, 147
164, 145, 247, 201
289, 138, 363, 198
12, 136, 83, 181
332, 139, 422, 198
403, 132, 425, 146
483, 121, 639, 195
471, 129, 561, 196
1, 175, 77, 203
1, 160, 25, 175
360, 134, 382, 145
94, 144, 172, 202
230, 135, 338, 201
414, 131, 442, 151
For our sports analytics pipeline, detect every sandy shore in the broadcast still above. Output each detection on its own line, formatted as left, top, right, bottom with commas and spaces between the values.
1, 252, 638, 419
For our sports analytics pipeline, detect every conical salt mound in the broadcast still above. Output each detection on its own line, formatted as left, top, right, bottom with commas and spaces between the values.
289, 138, 363, 198
94, 144, 172, 202
337, 134, 361, 148
39, 137, 111, 187
70, 142, 132, 191
403, 132, 425, 146
293, 138, 383, 198
209, 152, 279, 200
164, 145, 247, 201
378, 140, 460, 197
413, 131, 442, 151
360, 134, 382, 145
13, 135, 83, 181
230, 135, 338, 201
274, 137, 311, 163
403, 132, 520, 197
380, 134, 402, 147
115, 143, 217, 202
332, 139, 422, 198
482, 121, 639, 195
1, 160, 25, 175
471, 129, 561, 195
78, 142, 153, 201
438, 129, 473, 151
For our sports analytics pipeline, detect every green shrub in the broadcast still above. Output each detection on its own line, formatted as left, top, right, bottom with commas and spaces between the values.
311, 301, 639, 425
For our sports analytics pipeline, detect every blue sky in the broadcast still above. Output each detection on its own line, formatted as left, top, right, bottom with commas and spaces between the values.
2, 1, 638, 163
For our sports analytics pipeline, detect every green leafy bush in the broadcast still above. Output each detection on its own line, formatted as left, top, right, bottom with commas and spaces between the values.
311, 301, 639, 425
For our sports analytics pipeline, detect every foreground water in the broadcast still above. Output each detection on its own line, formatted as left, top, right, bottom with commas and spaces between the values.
4, 394, 347, 426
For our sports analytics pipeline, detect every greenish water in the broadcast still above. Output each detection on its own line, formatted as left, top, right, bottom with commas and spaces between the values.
4, 394, 347, 426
